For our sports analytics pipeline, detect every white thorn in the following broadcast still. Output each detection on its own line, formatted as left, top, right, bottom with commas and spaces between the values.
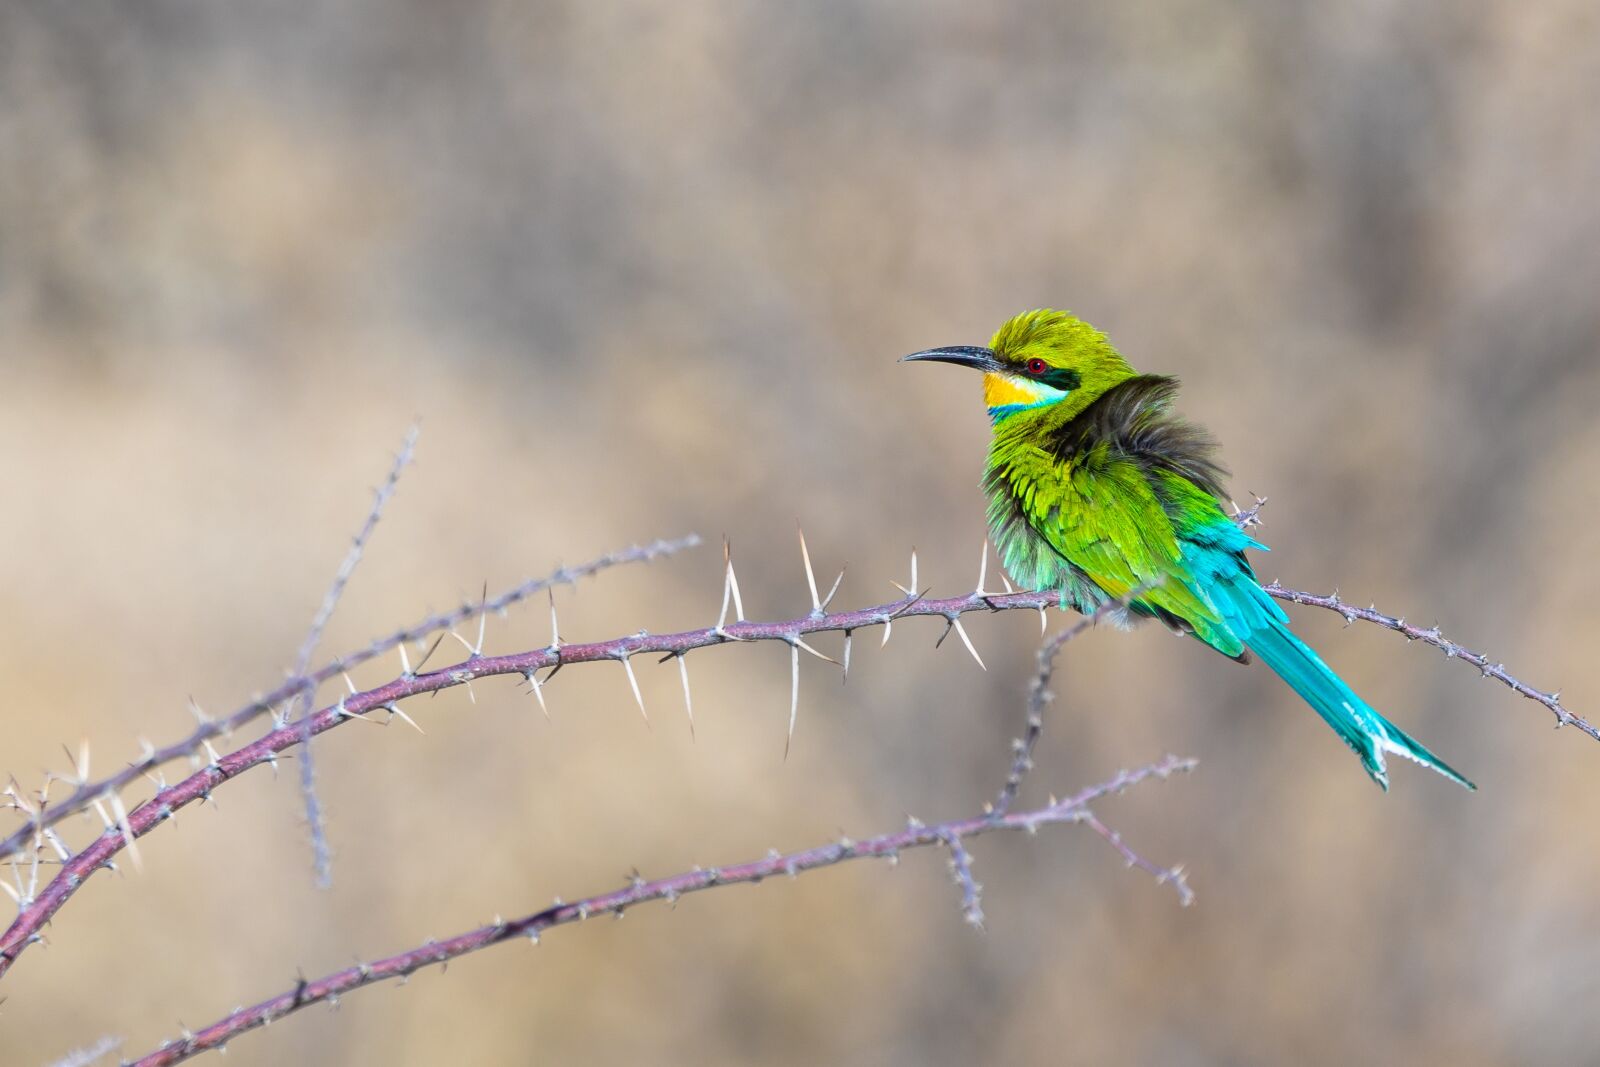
91, 797, 115, 831
976, 541, 989, 595
676, 655, 695, 739
727, 550, 746, 622
891, 547, 920, 597
842, 631, 853, 680
798, 524, 822, 614
389, 704, 425, 734
822, 568, 846, 610
109, 792, 143, 872
881, 618, 893, 647
548, 589, 562, 649
786, 641, 799, 758
528, 671, 551, 720
342, 672, 359, 695
475, 585, 488, 655
398, 642, 413, 676
793, 635, 839, 666
951, 617, 987, 671
717, 538, 734, 631
1001, 573, 1015, 595
1038, 605, 1048, 634
621, 656, 648, 724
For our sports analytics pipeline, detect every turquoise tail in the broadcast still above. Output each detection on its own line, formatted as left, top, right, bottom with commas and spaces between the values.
1244, 617, 1475, 791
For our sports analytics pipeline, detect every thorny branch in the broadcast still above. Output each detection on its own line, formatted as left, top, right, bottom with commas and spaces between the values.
1, 526, 1584, 980
1235, 496, 1589, 740
0, 535, 701, 868
1262, 582, 1594, 741
124, 756, 1197, 1067
122, 528, 1192, 1063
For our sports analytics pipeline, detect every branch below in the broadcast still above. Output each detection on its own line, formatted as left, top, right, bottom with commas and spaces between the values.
124, 756, 1195, 1067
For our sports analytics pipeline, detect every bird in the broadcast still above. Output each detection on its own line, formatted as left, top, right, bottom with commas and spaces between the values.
903, 308, 1473, 791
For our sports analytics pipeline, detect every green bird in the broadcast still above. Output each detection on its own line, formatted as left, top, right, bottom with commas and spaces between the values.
904, 309, 1473, 791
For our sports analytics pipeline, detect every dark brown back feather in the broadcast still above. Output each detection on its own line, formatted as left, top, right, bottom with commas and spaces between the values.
1049, 375, 1229, 499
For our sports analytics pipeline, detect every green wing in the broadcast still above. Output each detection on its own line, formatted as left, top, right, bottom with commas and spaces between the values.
988, 440, 1246, 657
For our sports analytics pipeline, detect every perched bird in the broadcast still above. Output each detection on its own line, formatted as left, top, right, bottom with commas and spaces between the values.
903, 309, 1472, 790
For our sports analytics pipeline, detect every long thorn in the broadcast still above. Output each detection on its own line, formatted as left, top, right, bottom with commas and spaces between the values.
413, 631, 447, 674
621, 656, 649, 726
793, 635, 840, 667
798, 524, 822, 614
717, 537, 734, 631
951, 617, 987, 671
890, 548, 920, 598
822, 568, 846, 610
475, 581, 489, 655
108, 793, 142, 873
676, 655, 695, 739
728, 546, 746, 622
528, 671, 551, 720
388, 704, 425, 734
785, 642, 799, 758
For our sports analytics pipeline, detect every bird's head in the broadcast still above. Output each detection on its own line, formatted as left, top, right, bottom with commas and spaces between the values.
902, 309, 1136, 424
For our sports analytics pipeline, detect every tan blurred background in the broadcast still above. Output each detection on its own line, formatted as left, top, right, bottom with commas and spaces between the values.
3, 2, 1599, 1064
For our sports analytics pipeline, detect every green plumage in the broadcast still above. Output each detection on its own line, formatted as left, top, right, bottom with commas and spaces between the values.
905, 309, 1472, 791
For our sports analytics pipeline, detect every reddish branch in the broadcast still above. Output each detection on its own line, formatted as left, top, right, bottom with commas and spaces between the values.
1261, 582, 1592, 740
0, 584, 1054, 977
0, 535, 701, 868
124, 756, 1195, 1067
0, 566, 1583, 979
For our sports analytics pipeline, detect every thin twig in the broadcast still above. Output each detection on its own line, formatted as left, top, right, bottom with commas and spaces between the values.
123, 757, 1195, 1066
294, 425, 419, 888
939, 830, 985, 928
992, 584, 1160, 819
1261, 582, 1594, 740
1078, 810, 1192, 904
0, 536, 700, 867
1232, 497, 1588, 738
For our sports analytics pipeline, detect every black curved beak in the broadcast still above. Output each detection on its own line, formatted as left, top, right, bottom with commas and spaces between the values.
900, 346, 1004, 373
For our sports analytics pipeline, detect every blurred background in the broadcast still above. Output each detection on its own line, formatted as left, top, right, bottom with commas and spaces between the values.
3, 2, 1598, 1064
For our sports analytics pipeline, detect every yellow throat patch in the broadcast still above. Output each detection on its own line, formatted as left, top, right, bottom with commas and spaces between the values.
983, 373, 1058, 411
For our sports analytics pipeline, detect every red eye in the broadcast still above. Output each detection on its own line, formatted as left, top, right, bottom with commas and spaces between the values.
1026, 358, 1048, 376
